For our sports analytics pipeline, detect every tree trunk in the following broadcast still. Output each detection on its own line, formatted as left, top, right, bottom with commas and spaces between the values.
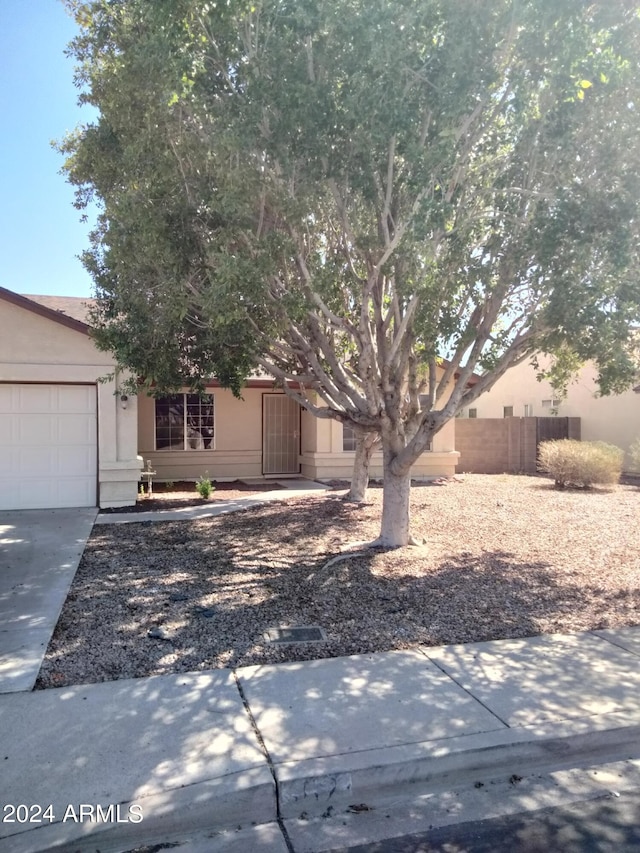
344, 431, 378, 502
379, 439, 412, 547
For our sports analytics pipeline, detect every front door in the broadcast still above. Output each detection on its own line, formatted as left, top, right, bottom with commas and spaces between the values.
262, 394, 301, 475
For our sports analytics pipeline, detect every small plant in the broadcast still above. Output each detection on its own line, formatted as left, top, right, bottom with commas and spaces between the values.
538, 439, 623, 488
195, 473, 214, 499
630, 438, 640, 472
164, 480, 174, 491
138, 483, 146, 497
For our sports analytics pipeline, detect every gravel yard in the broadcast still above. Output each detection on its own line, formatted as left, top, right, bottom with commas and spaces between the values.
36, 474, 640, 690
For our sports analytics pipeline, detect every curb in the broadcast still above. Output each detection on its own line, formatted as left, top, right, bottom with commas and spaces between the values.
0, 770, 277, 853
0, 670, 279, 853
274, 712, 640, 819
3, 702, 640, 852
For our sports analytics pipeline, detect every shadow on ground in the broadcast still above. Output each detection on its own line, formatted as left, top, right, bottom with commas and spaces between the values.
34, 493, 640, 689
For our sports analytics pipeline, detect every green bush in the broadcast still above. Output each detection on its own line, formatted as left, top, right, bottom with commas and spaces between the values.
538, 439, 623, 488
630, 438, 640, 472
195, 474, 214, 499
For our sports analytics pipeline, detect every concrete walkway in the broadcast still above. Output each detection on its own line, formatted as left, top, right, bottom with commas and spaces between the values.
94, 478, 330, 525
0, 508, 96, 693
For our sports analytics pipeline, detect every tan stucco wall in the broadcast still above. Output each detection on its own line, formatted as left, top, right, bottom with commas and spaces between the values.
0, 300, 113, 368
299, 381, 460, 482
300, 451, 460, 480
138, 387, 278, 480
469, 357, 640, 470
0, 298, 141, 506
138, 382, 461, 483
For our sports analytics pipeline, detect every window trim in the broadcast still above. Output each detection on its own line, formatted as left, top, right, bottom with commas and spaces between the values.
154, 393, 215, 452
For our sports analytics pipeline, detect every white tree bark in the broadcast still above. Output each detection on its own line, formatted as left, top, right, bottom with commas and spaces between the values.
344, 431, 379, 503
370, 427, 412, 547
379, 455, 413, 548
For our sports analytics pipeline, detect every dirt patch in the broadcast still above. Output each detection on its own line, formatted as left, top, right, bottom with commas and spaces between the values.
100, 479, 284, 514
37, 474, 640, 689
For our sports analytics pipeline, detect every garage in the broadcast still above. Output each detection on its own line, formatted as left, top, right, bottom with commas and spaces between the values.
0, 383, 97, 510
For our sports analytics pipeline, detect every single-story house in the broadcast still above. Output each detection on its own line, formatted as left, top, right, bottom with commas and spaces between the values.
0, 287, 459, 511
137, 384, 458, 484
458, 355, 640, 471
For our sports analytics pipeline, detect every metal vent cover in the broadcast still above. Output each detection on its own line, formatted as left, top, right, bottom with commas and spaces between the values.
265, 626, 327, 644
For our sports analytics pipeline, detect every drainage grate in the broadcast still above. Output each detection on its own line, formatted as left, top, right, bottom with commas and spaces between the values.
265, 626, 327, 645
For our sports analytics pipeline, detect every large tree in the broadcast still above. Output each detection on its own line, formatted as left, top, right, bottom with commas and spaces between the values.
63, 0, 640, 546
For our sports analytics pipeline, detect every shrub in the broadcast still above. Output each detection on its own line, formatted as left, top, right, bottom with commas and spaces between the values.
195, 474, 214, 499
538, 439, 623, 488
630, 438, 640, 472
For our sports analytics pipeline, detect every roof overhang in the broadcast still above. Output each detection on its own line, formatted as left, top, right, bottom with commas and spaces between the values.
0, 286, 90, 336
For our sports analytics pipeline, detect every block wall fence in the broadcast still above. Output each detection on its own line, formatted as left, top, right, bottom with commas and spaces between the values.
455, 417, 581, 474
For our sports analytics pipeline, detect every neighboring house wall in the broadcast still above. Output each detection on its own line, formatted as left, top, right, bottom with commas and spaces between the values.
461, 357, 640, 471
0, 294, 140, 508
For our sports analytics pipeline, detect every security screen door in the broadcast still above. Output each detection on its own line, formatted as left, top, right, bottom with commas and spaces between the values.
262, 394, 300, 475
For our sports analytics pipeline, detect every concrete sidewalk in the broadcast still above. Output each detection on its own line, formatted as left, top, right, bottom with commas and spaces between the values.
2, 628, 640, 852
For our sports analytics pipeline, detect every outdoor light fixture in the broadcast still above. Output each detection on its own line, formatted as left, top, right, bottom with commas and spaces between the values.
120, 394, 129, 410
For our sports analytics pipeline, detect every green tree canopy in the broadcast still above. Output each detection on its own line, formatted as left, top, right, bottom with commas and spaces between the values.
62, 0, 640, 545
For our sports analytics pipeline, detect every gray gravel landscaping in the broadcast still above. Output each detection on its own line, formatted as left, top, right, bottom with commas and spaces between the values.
36, 474, 640, 690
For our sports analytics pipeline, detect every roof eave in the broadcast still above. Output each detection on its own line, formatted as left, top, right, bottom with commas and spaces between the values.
0, 286, 90, 336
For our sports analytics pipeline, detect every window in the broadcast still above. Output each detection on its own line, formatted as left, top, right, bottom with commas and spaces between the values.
542, 398, 561, 408
523, 404, 533, 417
503, 406, 514, 418
468, 408, 478, 419
155, 394, 214, 451
342, 423, 357, 451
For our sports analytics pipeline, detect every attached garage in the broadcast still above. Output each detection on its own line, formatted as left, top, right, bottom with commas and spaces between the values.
0, 384, 97, 510
0, 288, 140, 510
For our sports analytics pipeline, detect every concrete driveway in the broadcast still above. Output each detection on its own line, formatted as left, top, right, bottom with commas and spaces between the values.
0, 508, 96, 693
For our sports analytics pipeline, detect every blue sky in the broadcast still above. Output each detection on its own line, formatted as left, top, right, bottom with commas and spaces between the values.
0, 2, 97, 297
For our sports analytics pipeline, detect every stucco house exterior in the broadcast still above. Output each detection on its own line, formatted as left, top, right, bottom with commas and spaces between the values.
0, 287, 460, 511
0, 287, 141, 510
458, 355, 640, 470
137, 384, 458, 484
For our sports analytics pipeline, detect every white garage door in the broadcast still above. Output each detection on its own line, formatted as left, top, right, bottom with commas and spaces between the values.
0, 384, 97, 510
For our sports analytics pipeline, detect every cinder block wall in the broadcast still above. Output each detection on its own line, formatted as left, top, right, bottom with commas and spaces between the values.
455, 419, 512, 473
455, 417, 580, 474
